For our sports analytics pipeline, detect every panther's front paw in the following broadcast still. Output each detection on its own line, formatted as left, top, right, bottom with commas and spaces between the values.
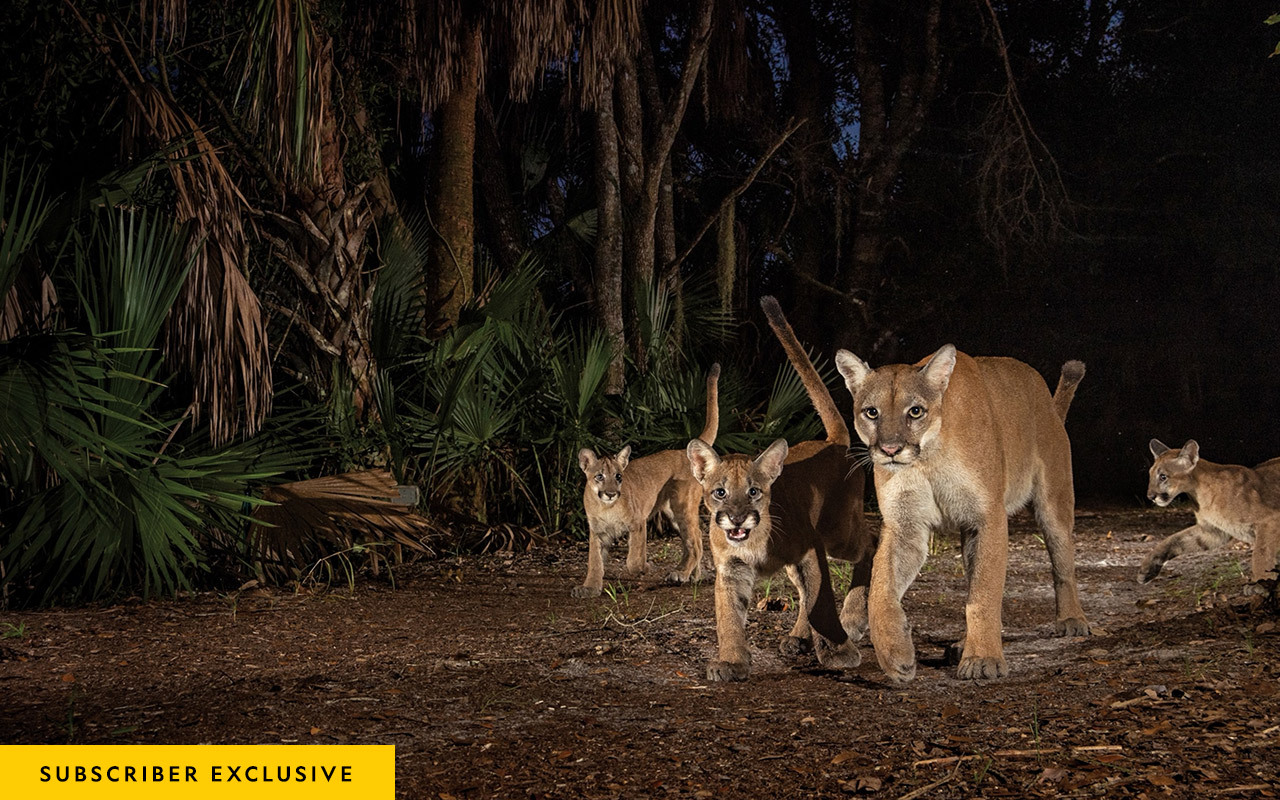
1054, 617, 1091, 637
706, 660, 750, 682
957, 654, 1008, 681
571, 584, 601, 598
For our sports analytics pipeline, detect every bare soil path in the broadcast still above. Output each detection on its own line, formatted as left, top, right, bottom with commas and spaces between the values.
3, 506, 1279, 798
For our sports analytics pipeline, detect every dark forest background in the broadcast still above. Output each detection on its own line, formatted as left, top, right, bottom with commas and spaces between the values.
2, 0, 1278, 604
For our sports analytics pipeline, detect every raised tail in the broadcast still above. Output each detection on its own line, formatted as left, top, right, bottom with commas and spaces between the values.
760, 297, 850, 446
698, 363, 721, 445
1052, 360, 1086, 422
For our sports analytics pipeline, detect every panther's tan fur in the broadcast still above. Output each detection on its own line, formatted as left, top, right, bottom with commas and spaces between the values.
1140, 440, 1280, 594
682, 297, 875, 682
572, 365, 720, 598
835, 345, 1088, 682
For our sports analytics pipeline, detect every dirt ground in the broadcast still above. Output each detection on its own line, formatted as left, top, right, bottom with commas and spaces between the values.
2, 505, 1279, 799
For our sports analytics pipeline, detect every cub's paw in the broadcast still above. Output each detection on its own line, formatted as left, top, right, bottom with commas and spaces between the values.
841, 616, 869, 643
1054, 617, 1091, 637
666, 567, 704, 586
1137, 556, 1165, 584
957, 655, 1008, 681
706, 660, 750, 682
570, 584, 601, 599
778, 636, 812, 658
1243, 581, 1272, 597
816, 639, 861, 670
620, 562, 654, 579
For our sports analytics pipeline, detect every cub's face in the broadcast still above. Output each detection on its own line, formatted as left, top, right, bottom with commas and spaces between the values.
578, 446, 632, 505
835, 344, 956, 470
1148, 439, 1200, 507
686, 438, 787, 547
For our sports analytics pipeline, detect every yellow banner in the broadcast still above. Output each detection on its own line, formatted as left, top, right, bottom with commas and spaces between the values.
0, 745, 394, 799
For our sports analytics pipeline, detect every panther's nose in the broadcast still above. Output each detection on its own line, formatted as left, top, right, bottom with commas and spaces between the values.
880, 443, 903, 457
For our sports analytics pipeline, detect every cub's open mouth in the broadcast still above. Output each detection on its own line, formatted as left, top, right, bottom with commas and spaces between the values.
725, 527, 749, 542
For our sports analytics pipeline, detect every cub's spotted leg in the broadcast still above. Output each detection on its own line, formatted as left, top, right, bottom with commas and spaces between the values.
665, 493, 705, 585
621, 515, 651, 578
1246, 522, 1280, 596
840, 552, 872, 643
572, 524, 610, 598
707, 557, 755, 682
779, 562, 815, 657
805, 545, 860, 670
1138, 524, 1231, 584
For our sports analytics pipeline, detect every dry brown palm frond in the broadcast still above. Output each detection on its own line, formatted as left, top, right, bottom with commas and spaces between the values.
136, 0, 187, 50
128, 82, 272, 444
62, 2, 274, 446
251, 470, 438, 581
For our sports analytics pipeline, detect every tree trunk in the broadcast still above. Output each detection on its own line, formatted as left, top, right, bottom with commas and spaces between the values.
429, 24, 481, 329
715, 200, 736, 319
594, 95, 626, 396
657, 156, 681, 350
476, 94, 526, 275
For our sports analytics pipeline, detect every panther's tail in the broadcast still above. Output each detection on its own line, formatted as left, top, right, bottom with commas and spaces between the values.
698, 363, 721, 445
1053, 360, 1086, 422
760, 297, 849, 446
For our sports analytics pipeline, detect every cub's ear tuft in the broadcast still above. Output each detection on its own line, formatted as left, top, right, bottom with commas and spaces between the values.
615, 445, 632, 471
1179, 440, 1200, 468
686, 438, 719, 484
578, 448, 597, 474
920, 344, 957, 395
1149, 439, 1170, 459
835, 350, 872, 394
754, 438, 789, 486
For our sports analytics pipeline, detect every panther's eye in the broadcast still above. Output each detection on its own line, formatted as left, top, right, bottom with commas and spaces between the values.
748, 487, 760, 499
615, 473, 622, 483
712, 488, 727, 499
595, 474, 604, 482
907, 406, 925, 420
864, 407, 879, 420
1158, 472, 1167, 483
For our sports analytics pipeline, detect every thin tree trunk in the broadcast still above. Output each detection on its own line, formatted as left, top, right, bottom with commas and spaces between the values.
657, 156, 681, 350
594, 95, 626, 395
476, 95, 525, 275
715, 200, 736, 318
430, 24, 481, 328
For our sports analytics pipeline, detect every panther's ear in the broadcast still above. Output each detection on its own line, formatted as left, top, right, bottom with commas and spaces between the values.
920, 344, 957, 396
1179, 440, 1200, 469
1149, 439, 1170, 459
578, 448, 597, 475
753, 439, 789, 486
686, 438, 719, 484
835, 350, 872, 395
615, 445, 632, 471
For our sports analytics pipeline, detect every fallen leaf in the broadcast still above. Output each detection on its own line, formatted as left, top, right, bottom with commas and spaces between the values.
310, 726, 321, 736
1037, 767, 1067, 784
831, 750, 859, 765
60, 673, 75, 683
